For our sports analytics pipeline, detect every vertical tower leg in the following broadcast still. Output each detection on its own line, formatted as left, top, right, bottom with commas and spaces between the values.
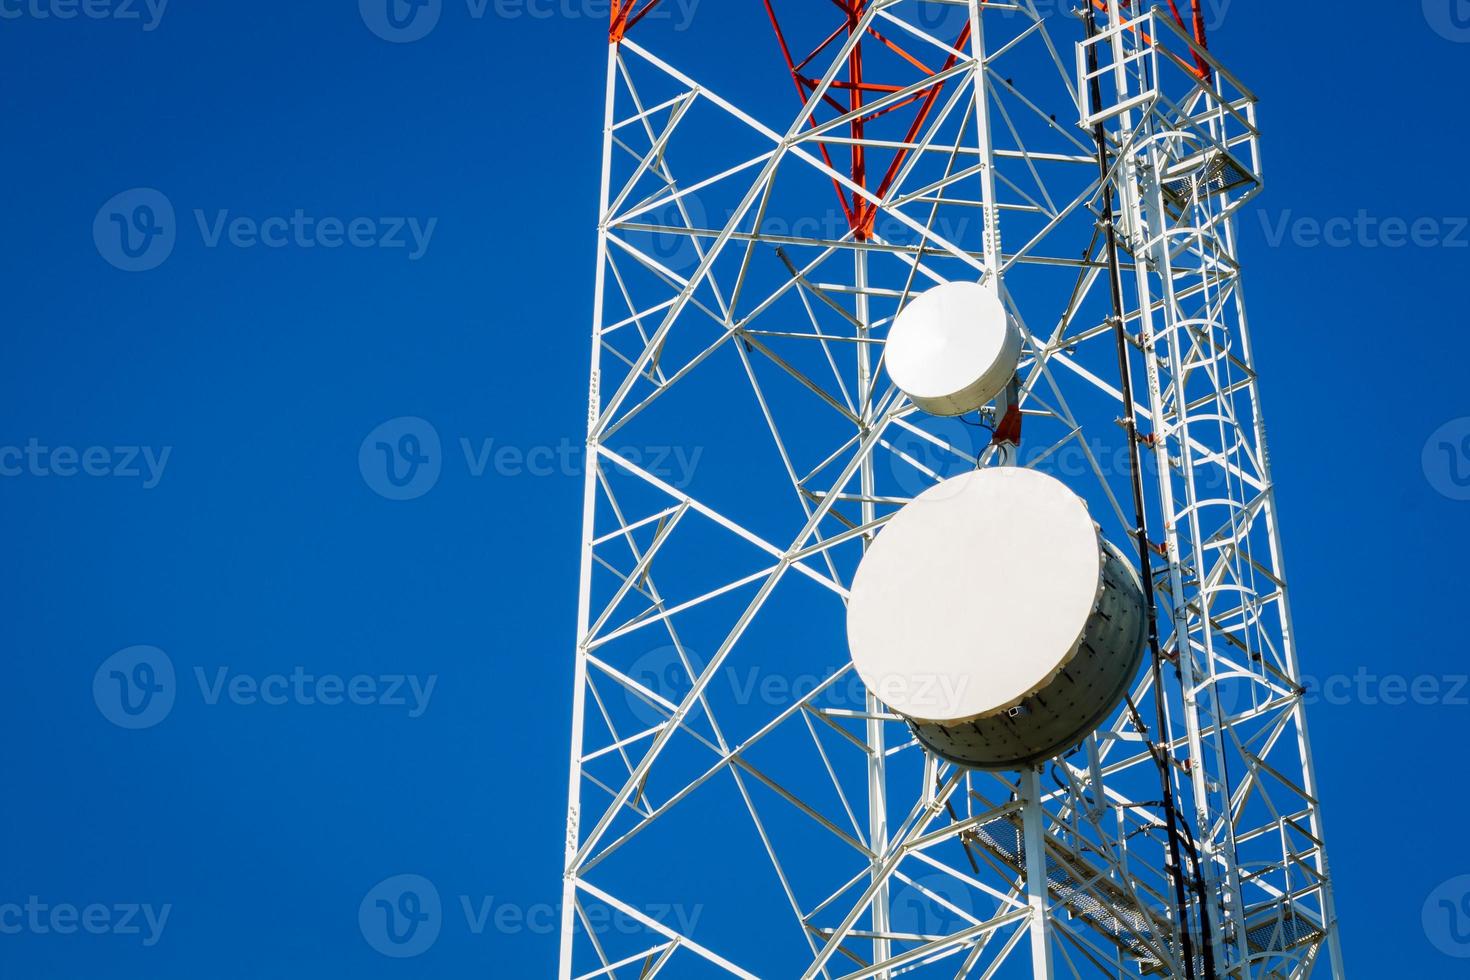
558, 39, 619, 980
856, 244, 892, 977
1020, 769, 1054, 979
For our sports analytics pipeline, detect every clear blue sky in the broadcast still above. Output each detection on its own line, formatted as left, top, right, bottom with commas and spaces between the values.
0, 2, 1467, 977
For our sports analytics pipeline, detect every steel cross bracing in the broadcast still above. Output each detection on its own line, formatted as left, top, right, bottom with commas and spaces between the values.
561, 3, 1345, 977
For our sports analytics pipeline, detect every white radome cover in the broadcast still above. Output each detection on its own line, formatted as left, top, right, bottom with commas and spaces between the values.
846, 467, 1104, 724
885, 280, 1021, 417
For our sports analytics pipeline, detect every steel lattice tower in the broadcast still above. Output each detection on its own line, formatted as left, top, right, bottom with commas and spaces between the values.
562, 2, 1346, 976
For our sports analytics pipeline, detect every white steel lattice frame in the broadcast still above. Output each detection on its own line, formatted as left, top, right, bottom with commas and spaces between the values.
561, 3, 1346, 977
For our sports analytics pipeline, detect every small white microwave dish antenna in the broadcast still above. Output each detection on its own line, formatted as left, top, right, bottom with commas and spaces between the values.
846, 467, 1146, 769
884, 280, 1021, 417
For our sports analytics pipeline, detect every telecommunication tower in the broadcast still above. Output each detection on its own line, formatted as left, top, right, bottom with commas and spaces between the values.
563, 2, 1346, 976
